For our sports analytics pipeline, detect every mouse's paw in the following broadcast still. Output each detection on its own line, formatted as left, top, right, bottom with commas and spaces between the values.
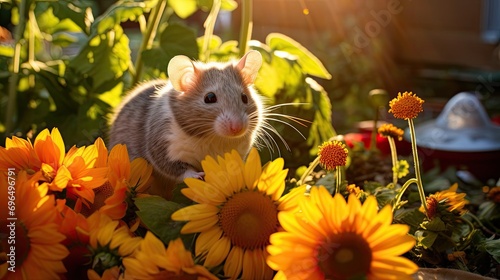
182, 170, 205, 181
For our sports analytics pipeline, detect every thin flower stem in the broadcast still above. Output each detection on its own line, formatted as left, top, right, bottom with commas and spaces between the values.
201, 0, 221, 61
408, 118, 428, 216
387, 136, 398, 187
392, 178, 417, 214
335, 166, 342, 194
132, 0, 167, 86
238, 0, 253, 57
298, 156, 320, 186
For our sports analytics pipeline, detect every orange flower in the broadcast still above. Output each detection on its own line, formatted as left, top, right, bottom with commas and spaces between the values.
420, 183, 468, 219
90, 144, 153, 220
378, 123, 404, 141
317, 141, 348, 170
388, 92, 424, 120
0, 171, 69, 279
0, 136, 40, 175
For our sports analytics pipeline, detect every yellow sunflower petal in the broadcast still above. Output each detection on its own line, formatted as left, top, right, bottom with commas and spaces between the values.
202, 156, 234, 196
204, 236, 231, 267
182, 178, 227, 204
224, 246, 244, 278
195, 227, 223, 256
371, 256, 418, 275
244, 148, 262, 189
180, 216, 219, 234
171, 204, 219, 222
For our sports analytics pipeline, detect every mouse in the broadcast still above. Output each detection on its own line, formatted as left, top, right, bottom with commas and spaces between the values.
108, 51, 264, 197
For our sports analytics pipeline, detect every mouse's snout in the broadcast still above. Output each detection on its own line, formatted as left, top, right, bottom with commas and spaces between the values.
215, 112, 249, 138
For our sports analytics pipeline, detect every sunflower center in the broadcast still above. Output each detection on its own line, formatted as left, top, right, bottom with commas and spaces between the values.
318, 232, 372, 280
219, 191, 278, 250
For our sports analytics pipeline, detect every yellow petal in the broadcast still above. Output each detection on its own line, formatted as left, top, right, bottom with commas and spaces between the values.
224, 246, 244, 278
204, 236, 231, 267
171, 204, 219, 221
180, 216, 219, 234
195, 227, 223, 256
244, 148, 262, 189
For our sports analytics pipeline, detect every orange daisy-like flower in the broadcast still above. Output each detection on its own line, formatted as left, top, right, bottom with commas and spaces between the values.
171, 148, 296, 279
420, 183, 468, 219
267, 186, 418, 280
317, 141, 348, 170
388, 91, 424, 120
0, 136, 40, 175
87, 144, 153, 220
0, 171, 69, 279
122, 232, 218, 280
378, 123, 404, 141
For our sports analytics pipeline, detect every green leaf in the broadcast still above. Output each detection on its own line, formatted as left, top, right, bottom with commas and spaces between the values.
159, 23, 199, 59
421, 217, 447, 231
67, 25, 130, 93
92, 0, 158, 35
306, 79, 335, 154
135, 195, 185, 244
483, 237, 500, 263
266, 33, 332, 79
415, 230, 438, 249
169, 0, 197, 18
143, 23, 198, 72
49, 0, 94, 34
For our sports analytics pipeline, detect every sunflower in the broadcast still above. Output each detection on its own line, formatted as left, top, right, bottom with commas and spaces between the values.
420, 183, 468, 219
388, 92, 424, 120
267, 186, 418, 280
0, 171, 69, 280
171, 148, 293, 279
84, 212, 142, 279
122, 232, 218, 280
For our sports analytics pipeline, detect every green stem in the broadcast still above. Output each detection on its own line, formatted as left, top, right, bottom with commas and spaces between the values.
335, 166, 343, 194
392, 178, 418, 214
238, 0, 252, 57
298, 156, 320, 186
4, 0, 29, 135
132, 0, 167, 86
387, 136, 398, 187
408, 118, 428, 216
201, 0, 221, 61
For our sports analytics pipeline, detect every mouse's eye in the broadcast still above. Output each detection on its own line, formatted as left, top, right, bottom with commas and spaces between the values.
241, 93, 248, 104
204, 92, 217, 103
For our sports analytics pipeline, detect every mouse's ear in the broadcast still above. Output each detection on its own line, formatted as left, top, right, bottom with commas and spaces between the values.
236, 50, 262, 84
168, 55, 197, 92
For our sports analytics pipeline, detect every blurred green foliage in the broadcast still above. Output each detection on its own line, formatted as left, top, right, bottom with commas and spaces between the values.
0, 0, 334, 167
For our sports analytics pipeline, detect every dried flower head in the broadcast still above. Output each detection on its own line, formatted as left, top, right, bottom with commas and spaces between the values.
317, 140, 348, 170
378, 123, 405, 141
389, 91, 424, 120
420, 183, 468, 219
487, 187, 500, 204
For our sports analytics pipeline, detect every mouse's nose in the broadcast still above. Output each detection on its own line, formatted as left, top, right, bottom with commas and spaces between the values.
230, 121, 244, 135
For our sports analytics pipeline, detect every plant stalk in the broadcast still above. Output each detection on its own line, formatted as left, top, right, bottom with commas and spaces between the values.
408, 118, 428, 216
132, 0, 167, 86
387, 136, 398, 187
201, 0, 221, 61
298, 156, 320, 186
4, 0, 29, 135
238, 0, 253, 57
